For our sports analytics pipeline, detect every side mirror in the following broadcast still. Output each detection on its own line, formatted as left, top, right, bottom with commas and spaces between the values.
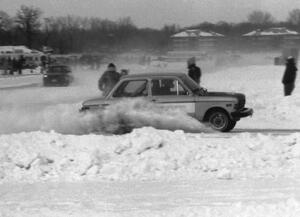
194, 88, 207, 96
200, 88, 208, 95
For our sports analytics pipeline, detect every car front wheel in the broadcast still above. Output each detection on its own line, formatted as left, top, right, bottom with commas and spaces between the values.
208, 110, 235, 132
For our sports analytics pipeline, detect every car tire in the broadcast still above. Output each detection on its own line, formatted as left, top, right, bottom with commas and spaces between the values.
207, 110, 232, 132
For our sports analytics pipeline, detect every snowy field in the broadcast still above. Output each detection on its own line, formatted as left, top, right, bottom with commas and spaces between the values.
0, 54, 300, 216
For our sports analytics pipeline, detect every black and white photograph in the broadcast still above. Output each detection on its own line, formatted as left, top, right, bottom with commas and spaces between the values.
0, 0, 299, 216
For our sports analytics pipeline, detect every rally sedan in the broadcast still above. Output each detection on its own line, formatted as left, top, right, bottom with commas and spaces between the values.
80, 73, 253, 132
43, 64, 73, 86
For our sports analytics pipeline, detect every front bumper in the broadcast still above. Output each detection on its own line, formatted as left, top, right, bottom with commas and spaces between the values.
79, 104, 107, 112
231, 108, 253, 119
79, 106, 89, 112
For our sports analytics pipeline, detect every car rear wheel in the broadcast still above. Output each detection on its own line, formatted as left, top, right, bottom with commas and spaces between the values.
207, 110, 234, 132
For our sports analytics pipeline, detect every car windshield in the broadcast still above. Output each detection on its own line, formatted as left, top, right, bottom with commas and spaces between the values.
180, 74, 201, 92
48, 66, 70, 73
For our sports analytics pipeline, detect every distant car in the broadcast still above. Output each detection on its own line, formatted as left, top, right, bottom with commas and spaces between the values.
43, 65, 73, 86
80, 73, 253, 132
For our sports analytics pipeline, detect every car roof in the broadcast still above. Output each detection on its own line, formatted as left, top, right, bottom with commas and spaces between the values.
49, 64, 70, 68
122, 72, 186, 79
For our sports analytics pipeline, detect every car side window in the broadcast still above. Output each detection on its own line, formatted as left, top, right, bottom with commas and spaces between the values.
113, 80, 148, 97
151, 79, 189, 96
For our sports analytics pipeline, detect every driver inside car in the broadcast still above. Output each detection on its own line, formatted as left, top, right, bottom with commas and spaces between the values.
161, 79, 175, 95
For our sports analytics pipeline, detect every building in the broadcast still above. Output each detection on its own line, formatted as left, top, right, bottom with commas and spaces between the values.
0, 46, 42, 55
242, 27, 300, 50
170, 29, 224, 52
0, 46, 44, 69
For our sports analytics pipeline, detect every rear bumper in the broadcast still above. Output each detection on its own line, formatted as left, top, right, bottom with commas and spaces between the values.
231, 108, 253, 119
43, 77, 70, 86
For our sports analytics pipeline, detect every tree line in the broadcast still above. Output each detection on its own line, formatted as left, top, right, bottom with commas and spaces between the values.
1, 6, 300, 53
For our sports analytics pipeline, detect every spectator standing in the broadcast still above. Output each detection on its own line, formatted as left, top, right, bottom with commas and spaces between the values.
98, 63, 121, 96
187, 57, 202, 84
17, 55, 25, 75
3, 57, 9, 75
282, 56, 297, 96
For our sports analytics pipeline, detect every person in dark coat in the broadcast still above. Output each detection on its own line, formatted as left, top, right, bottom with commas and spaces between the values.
120, 69, 129, 77
11, 58, 18, 75
7, 57, 13, 75
187, 57, 201, 84
98, 63, 121, 96
17, 55, 25, 75
282, 56, 297, 96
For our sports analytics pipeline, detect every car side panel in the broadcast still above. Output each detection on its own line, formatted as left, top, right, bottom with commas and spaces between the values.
152, 95, 196, 117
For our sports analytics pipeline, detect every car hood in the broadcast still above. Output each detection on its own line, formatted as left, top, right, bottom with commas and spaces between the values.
82, 97, 108, 107
205, 91, 244, 98
202, 91, 246, 108
44, 73, 71, 76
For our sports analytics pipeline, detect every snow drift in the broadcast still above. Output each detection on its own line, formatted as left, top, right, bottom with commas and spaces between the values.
0, 127, 299, 183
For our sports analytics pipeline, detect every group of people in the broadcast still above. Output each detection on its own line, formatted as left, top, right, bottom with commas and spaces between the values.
98, 55, 297, 97
1, 56, 26, 75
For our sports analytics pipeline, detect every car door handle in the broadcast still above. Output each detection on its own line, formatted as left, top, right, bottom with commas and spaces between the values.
151, 99, 156, 102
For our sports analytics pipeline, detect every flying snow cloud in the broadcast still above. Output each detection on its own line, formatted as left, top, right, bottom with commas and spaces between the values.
98, 98, 210, 134
0, 98, 209, 135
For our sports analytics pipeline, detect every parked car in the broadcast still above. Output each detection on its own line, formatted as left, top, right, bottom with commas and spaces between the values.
43, 64, 73, 86
80, 73, 253, 132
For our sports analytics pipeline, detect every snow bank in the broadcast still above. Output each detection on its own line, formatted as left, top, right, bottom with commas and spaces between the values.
0, 127, 299, 182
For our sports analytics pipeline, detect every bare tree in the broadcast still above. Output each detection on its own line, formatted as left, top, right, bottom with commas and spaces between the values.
15, 5, 42, 48
247, 10, 275, 25
162, 24, 180, 35
0, 11, 13, 30
288, 9, 300, 25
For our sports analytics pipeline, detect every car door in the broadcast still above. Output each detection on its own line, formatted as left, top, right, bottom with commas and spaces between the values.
150, 77, 196, 116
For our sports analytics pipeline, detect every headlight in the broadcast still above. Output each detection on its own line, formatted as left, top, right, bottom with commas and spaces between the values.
43, 75, 48, 77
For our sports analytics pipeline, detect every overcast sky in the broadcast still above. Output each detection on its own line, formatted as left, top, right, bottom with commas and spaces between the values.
0, 0, 299, 28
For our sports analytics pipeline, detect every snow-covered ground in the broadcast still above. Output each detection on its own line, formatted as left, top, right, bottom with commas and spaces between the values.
1, 178, 300, 217
0, 54, 300, 216
0, 68, 43, 89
